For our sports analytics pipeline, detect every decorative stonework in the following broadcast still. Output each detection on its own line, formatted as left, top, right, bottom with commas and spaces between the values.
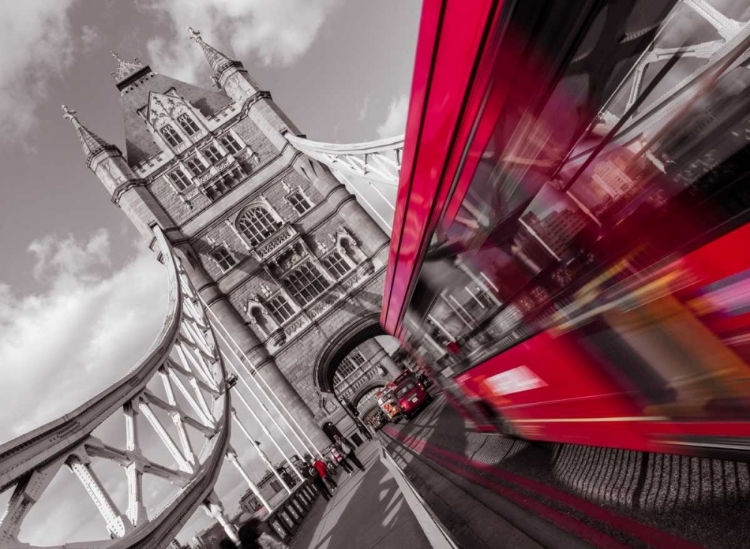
254, 225, 296, 261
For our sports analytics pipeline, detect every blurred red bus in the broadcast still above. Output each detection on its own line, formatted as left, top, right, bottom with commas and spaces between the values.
383, 0, 750, 459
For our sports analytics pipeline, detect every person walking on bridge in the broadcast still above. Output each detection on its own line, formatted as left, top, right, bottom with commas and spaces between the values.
305, 456, 332, 501
313, 456, 337, 491
334, 434, 365, 472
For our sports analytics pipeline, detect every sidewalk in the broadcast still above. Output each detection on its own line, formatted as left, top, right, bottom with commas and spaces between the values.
290, 439, 432, 549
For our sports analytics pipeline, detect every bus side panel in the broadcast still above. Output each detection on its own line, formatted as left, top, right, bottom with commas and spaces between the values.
456, 331, 650, 449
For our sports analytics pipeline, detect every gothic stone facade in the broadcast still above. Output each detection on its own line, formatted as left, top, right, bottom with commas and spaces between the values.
71, 39, 390, 449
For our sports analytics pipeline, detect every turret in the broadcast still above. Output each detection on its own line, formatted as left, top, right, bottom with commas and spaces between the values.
187, 27, 260, 103
61, 105, 176, 241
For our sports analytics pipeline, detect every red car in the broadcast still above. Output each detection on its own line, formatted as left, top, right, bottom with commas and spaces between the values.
392, 375, 432, 419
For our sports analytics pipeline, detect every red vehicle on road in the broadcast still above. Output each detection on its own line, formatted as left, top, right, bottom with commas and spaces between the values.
390, 373, 432, 420
383, 0, 750, 460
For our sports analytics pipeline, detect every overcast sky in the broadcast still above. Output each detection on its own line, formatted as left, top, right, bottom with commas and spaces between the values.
0, 0, 419, 543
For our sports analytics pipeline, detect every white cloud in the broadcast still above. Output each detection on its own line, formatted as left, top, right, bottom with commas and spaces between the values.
376, 94, 409, 139
80, 25, 99, 51
0, 0, 78, 142
0, 230, 167, 442
358, 96, 370, 122
141, 0, 342, 84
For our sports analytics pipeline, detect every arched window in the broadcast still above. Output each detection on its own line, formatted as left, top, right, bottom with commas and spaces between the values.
177, 113, 200, 136
202, 143, 224, 164
250, 306, 272, 337
237, 206, 280, 246
210, 246, 236, 273
323, 250, 352, 279
339, 236, 362, 264
186, 156, 207, 175
160, 125, 183, 147
168, 167, 191, 191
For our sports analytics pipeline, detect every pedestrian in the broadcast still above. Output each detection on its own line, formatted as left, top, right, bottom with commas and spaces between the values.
306, 458, 332, 501
238, 518, 288, 549
334, 434, 365, 472
330, 445, 354, 475
313, 456, 337, 491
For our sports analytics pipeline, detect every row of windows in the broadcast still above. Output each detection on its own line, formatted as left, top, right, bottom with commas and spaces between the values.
160, 113, 202, 146
166, 134, 245, 192
210, 249, 355, 327
160, 111, 244, 151
338, 351, 367, 380
233, 199, 311, 245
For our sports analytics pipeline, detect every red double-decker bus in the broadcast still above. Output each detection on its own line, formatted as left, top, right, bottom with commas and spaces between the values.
383, 0, 750, 459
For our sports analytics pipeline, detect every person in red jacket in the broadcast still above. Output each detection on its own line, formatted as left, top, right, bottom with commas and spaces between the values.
313, 457, 337, 491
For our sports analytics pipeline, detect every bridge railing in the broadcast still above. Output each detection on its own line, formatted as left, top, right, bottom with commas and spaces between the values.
0, 226, 231, 548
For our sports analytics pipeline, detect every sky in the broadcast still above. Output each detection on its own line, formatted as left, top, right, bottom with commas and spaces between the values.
0, 0, 420, 544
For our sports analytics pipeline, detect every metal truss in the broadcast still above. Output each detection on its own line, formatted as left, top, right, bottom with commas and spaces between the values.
0, 227, 231, 548
286, 134, 404, 230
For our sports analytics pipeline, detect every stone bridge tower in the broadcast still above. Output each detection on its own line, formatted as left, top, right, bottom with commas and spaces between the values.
65, 30, 400, 449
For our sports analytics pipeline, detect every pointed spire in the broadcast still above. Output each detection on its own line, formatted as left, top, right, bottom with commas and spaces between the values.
111, 51, 146, 82
187, 27, 242, 88
62, 105, 119, 168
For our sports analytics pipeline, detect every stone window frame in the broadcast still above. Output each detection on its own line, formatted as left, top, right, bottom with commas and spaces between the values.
185, 155, 208, 176
209, 244, 238, 274
266, 293, 295, 324
321, 249, 353, 280
160, 124, 183, 147
219, 131, 245, 155
282, 182, 314, 217
282, 261, 330, 306
336, 350, 366, 381
177, 113, 200, 136
202, 142, 225, 165
236, 201, 284, 247
167, 166, 192, 192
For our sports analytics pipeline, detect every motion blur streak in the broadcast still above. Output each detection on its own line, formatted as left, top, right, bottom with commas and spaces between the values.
384, 0, 750, 464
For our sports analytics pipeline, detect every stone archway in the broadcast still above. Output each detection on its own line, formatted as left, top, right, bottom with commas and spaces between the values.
351, 380, 386, 409
313, 312, 386, 393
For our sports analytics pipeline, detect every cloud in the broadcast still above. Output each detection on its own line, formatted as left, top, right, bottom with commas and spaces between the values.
28, 229, 110, 286
80, 25, 99, 51
0, 0, 77, 142
358, 96, 370, 121
0, 230, 166, 443
376, 95, 409, 139
140, 0, 342, 84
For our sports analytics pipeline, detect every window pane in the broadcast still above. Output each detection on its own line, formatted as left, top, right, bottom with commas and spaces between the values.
187, 157, 206, 175
221, 134, 243, 154
177, 114, 199, 136
204, 144, 223, 164
169, 168, 190, 191
289, 192, 311, 214
323, 251, 350, 279
160, 125, 182, 147
237, 207, 279, 245
211, 246, 236, 272
285, 262, 329, 305
267, 295, 294, 323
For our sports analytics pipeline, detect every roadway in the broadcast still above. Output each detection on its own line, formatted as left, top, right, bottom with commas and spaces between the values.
288, 395, 750, 548
380, 396, 750, 549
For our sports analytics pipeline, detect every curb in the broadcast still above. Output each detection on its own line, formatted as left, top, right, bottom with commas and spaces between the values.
379, 444, 460, 549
